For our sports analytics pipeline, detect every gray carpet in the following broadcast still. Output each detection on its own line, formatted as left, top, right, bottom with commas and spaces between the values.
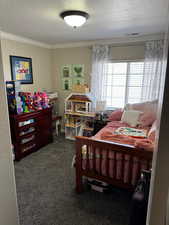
15, 135, 131, 225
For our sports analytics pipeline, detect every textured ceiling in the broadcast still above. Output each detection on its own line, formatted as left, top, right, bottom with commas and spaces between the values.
0, 0, 168, 45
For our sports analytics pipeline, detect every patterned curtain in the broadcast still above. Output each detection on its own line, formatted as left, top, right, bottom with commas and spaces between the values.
91, 45, 109, 110
141, 40, 164, 101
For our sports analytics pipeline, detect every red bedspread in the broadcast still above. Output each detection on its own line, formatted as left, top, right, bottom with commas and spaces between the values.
82, 121, 153, 185
93, 121, 154, 151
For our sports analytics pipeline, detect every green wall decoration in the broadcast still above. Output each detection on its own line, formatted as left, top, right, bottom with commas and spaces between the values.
61, 64, 85, 90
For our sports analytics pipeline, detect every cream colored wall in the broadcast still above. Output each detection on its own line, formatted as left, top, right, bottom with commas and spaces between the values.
52, 44, 145, 118
110, 44, 145, 60
1, 39, 53, 92
0, 41, 19, 225
51, 47, 92, 118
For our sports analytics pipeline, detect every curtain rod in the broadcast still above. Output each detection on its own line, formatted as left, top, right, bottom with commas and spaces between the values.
88, 39, 164, 49
88, 42, 144, 49
109, 39, 164, 48
109, 42, 145, 48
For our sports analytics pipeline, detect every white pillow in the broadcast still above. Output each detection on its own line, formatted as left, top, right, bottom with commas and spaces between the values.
121, 110, 142, 127
125, 100, 158, 115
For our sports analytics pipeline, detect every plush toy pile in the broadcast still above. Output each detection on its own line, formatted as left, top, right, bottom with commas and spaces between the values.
18, 92, 50, 113
8, 91, 50, 114
6, 81, 50, 114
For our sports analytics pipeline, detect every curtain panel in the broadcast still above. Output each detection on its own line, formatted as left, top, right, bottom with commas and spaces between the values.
91, 45, 109, 110
141, 40, 164, 101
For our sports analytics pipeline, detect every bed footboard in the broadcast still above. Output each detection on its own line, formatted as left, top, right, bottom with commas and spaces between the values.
75, 136, 153, 193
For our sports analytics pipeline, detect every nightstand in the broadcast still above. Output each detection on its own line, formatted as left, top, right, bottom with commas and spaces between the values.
92, 119, 109, 136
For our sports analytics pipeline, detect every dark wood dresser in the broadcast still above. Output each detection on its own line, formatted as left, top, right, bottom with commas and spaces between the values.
9, 108, 53, 160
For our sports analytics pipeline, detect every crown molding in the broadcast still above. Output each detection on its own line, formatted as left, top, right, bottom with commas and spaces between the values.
53, 33, 165, 49
0, 31, 164, 49
0, 31, 52, 49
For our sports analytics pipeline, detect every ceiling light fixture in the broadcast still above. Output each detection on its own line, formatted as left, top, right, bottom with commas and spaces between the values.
60, 10, 89, 28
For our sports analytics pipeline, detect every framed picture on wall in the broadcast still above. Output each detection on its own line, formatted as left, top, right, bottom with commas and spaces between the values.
61, 65, 72, 78
72, 64, 84, 78
62, 78, 72, 90
10, 56, 33, 84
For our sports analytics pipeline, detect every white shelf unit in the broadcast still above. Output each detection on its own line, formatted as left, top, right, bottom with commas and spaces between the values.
65, 125, 81, 140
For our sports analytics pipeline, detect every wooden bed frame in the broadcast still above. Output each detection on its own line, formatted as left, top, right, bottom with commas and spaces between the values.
75, 136, 153, 193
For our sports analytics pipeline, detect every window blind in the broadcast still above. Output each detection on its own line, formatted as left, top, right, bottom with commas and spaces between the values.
103, 61, 144, 108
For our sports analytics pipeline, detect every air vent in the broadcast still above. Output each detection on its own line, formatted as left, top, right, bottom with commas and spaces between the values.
126, 32, 140, 36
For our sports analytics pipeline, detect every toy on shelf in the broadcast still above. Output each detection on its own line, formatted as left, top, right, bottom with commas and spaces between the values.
47, 91, 58, 116
27, 93, 36, 111
41, 92, 50, 109
20, 94, 29, 113
24, 92, 35, 112
33, 92, 42, 110
6, 81, 22, 114
15, 95, 23, 114
65, 93, 92, 113
72, 84, 89, 93
21, 92, 50, 112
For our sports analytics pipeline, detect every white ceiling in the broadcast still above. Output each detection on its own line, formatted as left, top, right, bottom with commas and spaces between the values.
0, 0, 168, 45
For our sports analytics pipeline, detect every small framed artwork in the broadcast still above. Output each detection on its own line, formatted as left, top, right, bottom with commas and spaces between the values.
10, 56, 33, 84
73, 78, 85, 86
61, 65, 72, 78
72, 64, 84, 78
62, 78, 72, 90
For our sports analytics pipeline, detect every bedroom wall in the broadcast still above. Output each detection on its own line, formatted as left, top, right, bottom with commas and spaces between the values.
0, 41, 19, 225
51, 46, 92, 117
1, 39, 53, 92
0, 39, 145, 119
51, 44, 145, 118
110, 44, 145, 60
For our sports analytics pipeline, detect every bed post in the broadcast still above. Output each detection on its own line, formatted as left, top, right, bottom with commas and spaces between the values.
75, 137, 83, 193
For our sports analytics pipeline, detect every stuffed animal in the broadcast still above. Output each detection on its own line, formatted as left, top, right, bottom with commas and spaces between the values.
15, 95, 23, 114
27, 93, 35, 111
20, 94, 29, 113
41, 92, 49, 109
33, 92, 42, 110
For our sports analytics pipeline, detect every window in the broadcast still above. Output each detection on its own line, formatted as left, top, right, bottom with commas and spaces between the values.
102, 61, 144, 108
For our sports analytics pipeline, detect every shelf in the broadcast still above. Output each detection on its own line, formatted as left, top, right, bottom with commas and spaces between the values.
65, 123, 81, 128
67, 100, 91, 103
83, 127, 93, 131
65, 112, 95, 117
65, 136, 75, 141
49, 97, 58, 101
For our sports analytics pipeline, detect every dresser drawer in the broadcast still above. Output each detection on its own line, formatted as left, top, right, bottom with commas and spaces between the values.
20, 133, 36, 145
18, 118, 36, 127
21, 142, 37, 154
19, 126, 36, 137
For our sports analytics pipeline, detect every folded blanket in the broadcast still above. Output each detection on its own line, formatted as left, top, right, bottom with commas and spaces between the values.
100, 131, 136, 146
